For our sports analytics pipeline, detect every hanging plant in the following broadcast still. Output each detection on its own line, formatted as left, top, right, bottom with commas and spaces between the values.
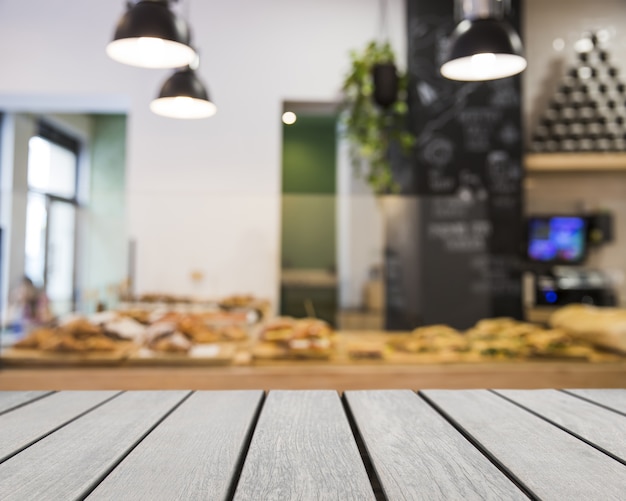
340, 40, 415, 194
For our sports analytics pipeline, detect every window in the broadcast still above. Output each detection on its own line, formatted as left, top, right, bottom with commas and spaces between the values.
24, 122, 80, 316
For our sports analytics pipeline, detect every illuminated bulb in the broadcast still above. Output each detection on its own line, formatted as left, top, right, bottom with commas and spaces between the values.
150, 96, 217, 119
471, 52, 497, 72
138, 37, 164, 49
552, 38, 565, 52
441, 52, 527, 81
282, 111, 297, 125
106, 37, 196, 69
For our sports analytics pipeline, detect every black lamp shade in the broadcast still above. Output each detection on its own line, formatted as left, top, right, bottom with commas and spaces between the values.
150, 67, 217, 119
106, 0, 196, 69
441, 18, 527, 81
372, 63, 399, 108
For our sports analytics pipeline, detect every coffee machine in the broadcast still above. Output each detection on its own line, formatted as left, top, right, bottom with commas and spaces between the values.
525, 213, 617, 308
533, 267, 617, 307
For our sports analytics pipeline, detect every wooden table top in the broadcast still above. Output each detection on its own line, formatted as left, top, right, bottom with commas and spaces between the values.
1, 389, 625, 500
2, 362, 626, 391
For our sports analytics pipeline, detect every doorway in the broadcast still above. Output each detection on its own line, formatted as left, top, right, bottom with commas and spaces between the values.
279, 102, 339, 326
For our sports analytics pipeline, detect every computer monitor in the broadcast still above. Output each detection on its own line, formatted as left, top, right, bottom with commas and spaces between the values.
527, 215, 587, 265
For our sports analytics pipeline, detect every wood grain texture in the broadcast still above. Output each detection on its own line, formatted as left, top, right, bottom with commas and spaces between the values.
564, 389, 626, 414
0, 391, 189, 501
525, 152, 626, 171
495, 389, 626, 462
87, 391, 263, 501
0, 390, 119, 462
345, 390, 526, 500
234, 390, 375, 500
0, 390, 52, 414
2, 362, 625, 390
422, 390, 626, 500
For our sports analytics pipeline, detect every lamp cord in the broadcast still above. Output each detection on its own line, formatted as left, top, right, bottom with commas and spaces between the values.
378, 0, 389, 42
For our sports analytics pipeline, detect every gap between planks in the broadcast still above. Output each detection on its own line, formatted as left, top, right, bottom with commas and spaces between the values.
77, 391, 194, 501
417, 390, 538, 500
224, 391, 267, 501
489, 389, 626, 467
340, 393, 386, 501
0, 391, 123, 466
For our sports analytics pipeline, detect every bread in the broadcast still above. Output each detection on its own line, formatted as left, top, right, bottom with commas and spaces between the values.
550, 304, 626, 354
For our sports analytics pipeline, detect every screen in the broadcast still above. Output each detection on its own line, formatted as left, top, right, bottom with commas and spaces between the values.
527, 216, 587, 264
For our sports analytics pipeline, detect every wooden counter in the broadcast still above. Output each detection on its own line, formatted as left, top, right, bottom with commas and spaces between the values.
1, 360, 625, 390
2, 329, 625, 390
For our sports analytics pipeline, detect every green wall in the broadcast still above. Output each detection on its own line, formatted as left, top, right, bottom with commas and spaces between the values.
91, 115, 126, 199
282, 114, 337, 194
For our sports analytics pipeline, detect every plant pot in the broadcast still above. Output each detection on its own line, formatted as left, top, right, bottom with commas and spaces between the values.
372, 62, 399, 108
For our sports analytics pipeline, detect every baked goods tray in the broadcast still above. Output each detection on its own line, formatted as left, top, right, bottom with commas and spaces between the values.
1, 342, 241, 367
125, 343, 239, 366
0, 344, 134, 367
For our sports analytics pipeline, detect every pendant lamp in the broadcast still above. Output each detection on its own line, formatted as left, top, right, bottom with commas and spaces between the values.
150, 61, 217, 119
440, 0, 527, 81
106, 0, 196, 69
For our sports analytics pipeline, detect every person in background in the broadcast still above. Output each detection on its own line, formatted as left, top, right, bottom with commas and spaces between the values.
5, 276, 53, 333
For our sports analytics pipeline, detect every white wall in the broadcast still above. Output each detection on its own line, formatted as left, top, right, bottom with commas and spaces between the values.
337, 132, 385, 309
0, 0, 406, 308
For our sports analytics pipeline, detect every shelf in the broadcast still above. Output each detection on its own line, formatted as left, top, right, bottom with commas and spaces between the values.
525, 153, 626, 172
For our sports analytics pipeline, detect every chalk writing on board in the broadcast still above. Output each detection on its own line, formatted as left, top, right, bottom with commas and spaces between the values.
427, 219, 492, 253
488, 79, 520, 109
457, 107, 502, 152
430, 197, 472, 218
499, 121, 521, 145
469, 255, 524, 295
486, 151, 521, 194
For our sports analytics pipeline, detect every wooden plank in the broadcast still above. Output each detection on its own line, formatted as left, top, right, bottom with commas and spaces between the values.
525, 152, 626, 172
88, 391, 263, 500
422, 389, 626, 500
234, 390, 375, 500
0, 390, 119, 462
564, 389, 626, 415
496, 389, 626, 462
0, 391, 52, 414
1, 363, 625, 391
0, 390, 189, 501
345, 390, 527, 500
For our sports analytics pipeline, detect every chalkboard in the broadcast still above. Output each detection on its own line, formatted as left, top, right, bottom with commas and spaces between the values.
382, 0, 524, 329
